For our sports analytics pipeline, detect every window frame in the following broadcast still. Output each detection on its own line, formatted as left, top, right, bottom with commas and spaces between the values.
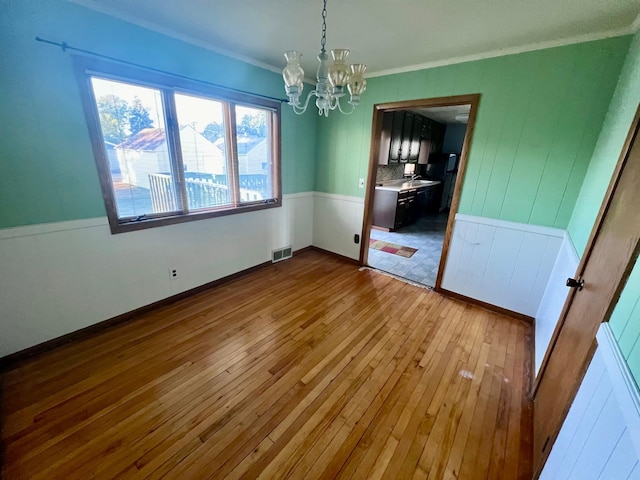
74, 56, 282, 234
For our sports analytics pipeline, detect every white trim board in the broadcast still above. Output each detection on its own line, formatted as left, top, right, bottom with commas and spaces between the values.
0, 192, 314, 240
597, 323, 640, 459
0, 217, 108, 240
442, 214, 563, 316
455, 213, 565, 238
313, 191, 365, 204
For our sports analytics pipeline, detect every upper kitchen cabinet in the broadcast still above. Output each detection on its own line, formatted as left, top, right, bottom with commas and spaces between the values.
380, 111, 423, 165
422, 118, 446, 154
388, 112, 404, 163
378, 110, 445, 165
409, 116, 423, 162
399, 112, 414, 163
378, 113, 394, 166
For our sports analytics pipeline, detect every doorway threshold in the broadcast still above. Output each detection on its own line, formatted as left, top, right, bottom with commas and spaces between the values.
360, 266, 435, 291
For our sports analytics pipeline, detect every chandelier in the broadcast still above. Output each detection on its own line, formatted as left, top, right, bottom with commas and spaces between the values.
282, 0, 367, 117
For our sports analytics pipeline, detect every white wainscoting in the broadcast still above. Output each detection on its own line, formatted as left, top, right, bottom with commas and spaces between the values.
0, 193, 314, 357
534, 232, 580, 374
540, 324, 640, 479
441, 214, 564, 317
312, 192, 364, 260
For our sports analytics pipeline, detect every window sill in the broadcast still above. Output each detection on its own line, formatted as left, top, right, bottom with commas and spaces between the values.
108, 199, 282, 234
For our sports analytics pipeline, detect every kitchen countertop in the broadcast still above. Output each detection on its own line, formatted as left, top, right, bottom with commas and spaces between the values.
375, 179, 441, 192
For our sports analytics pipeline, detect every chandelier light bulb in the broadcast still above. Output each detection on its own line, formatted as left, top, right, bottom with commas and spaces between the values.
282, 50, 305, 105
348, 64, 367, 105
328, 49, 351, 96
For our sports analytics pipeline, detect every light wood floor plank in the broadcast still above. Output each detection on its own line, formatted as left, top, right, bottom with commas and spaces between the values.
1, 250, 533, 479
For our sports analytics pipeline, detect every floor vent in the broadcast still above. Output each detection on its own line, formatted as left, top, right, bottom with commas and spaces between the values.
272, 246, 293, 263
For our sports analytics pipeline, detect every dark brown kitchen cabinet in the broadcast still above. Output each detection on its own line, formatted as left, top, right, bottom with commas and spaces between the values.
409, 117, 423, 162
388, 112, 404, 163
372, 188, 418, 230
372, 189, 398, 229
399, 113, 414, 163
378, 113, 394, 166
422, 119, 446, 155
416, 183, 442, 213
373, 183, 442, 230
380, 111, 425, 165
378, 111, 447, 166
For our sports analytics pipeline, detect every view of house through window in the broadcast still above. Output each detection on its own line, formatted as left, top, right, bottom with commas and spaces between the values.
235, 105, 273, 203
174, 93, 231, 210
83, 64, 281, 233
91, 78, 174, 219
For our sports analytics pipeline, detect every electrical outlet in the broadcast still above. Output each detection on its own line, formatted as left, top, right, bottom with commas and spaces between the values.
358, 178, 365, 188
169, 268, 178, 280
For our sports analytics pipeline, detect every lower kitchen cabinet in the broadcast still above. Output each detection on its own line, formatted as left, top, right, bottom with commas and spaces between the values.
373, 185, 440, 230
373, 189, 418, 230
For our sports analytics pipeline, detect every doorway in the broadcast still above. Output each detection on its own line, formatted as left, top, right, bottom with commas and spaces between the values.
360, 95, 480, 290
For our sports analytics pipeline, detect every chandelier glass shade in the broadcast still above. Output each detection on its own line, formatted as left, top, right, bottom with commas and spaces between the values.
282, 0, 367, 117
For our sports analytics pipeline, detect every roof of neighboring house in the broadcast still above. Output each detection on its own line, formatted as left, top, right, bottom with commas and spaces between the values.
213, 136, 264, 155
116, 128, 167, 150
118, 127, 264, 155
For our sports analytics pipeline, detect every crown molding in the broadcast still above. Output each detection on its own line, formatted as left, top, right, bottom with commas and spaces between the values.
366, 26, 635, 78
70, 0, 637, 83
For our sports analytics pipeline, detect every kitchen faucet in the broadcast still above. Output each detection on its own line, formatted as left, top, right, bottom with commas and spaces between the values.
410, 174, 421, 181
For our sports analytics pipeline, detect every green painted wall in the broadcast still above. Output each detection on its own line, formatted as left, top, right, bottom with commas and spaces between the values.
568, 32, 640, 256
0, 0, 317, 229
315, 37, 630, 229
610, 260, 640, 385
567, 31, 640, 386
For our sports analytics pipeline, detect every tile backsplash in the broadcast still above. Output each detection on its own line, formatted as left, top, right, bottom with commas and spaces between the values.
376, 165, 405, 183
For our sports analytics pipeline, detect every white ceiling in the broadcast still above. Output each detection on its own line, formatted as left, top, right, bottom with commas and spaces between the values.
412, 105, 471, 125
71, 0, 640, 77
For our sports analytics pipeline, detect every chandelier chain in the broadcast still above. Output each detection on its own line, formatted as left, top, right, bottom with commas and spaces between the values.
320, 0, 327, 53
282, 0, 366, 116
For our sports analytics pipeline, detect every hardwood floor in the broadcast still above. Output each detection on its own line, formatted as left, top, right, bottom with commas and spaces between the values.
0, 250, 533, 479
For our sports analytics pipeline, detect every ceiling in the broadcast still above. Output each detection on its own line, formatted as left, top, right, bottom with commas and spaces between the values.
71, 0, 640, 77
412, 105, 471, 125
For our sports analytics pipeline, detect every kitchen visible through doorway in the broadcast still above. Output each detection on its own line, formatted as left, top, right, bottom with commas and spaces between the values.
367, 103, 471, 288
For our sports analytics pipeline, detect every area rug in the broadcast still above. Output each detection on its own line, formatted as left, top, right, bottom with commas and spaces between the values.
369, 238, 418, 258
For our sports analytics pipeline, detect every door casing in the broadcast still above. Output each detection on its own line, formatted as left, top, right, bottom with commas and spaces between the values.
359, 94, 481, 293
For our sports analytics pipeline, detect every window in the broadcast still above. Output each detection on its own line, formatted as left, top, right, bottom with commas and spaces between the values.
76, 57, 281, 233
